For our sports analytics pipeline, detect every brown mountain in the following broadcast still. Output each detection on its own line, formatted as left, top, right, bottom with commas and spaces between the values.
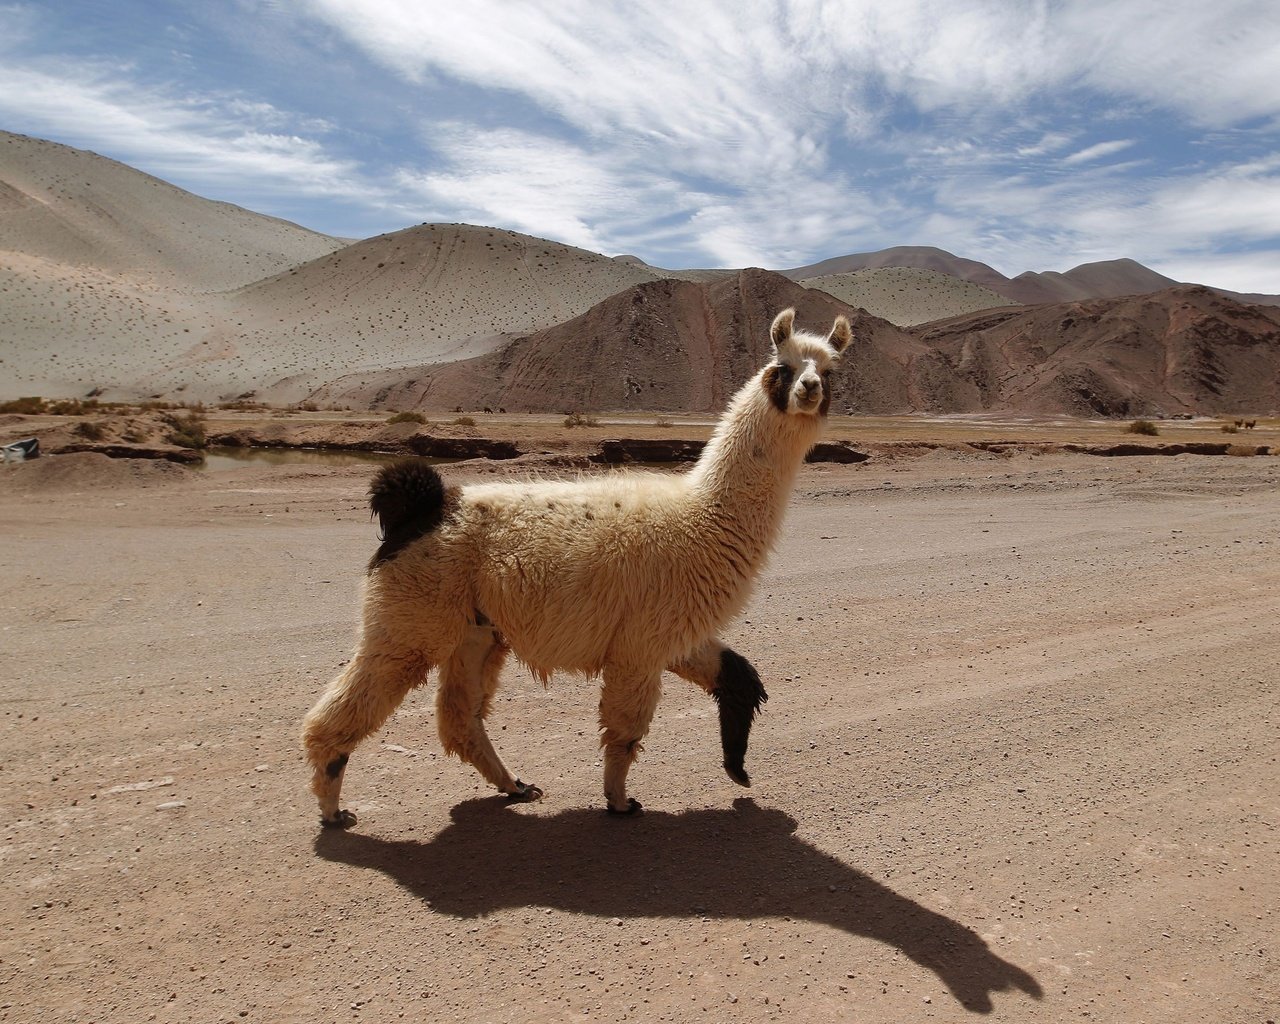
309, 269, 938, 414
316, 281, 1280, 417
914, 286, 1280, 415
786, 245, 1011, 292
1004, 258, 1182, 305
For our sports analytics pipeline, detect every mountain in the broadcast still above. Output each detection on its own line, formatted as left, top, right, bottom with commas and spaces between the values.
233, 223, 668, 402
914, 286, 1280, 415
800, 267, 1017, 326
2, 132, 1277, 413
790, 245, 1280, 311
315, 281, 1280, 417
0, 131, 345, 290
309, 269, 936, 414
0, 130, 665, 402
786, 245, 1011, 292
1004, 258, 1182, 305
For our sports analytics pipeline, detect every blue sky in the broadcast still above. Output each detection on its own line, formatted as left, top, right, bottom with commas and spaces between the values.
2, 0, 1279, 292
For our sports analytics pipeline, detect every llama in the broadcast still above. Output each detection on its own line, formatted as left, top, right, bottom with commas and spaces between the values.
301, 307, 852, 825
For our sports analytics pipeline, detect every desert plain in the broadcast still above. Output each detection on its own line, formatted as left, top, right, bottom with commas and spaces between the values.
3, 128, 1279, 1023
1, 416, 1277, 1023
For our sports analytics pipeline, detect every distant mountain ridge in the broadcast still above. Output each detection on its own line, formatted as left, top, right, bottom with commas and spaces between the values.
1, 130, 1277, 414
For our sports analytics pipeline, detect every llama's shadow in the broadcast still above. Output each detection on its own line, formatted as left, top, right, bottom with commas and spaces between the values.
315, 797, 1041, 1013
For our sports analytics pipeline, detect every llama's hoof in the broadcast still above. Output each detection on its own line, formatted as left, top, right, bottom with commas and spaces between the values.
606, 798, 643, 816
321, 808, 357, 829
506, 780, 543, 802
724, 762, 752, 787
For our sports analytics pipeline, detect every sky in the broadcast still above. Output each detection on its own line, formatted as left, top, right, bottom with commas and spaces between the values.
1, 0, 1279, 292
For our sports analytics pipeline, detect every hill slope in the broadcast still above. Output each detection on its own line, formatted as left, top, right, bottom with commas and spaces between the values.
0, 131, 346, 290
310, 269, 939, 414
800, 267, 1018, 326
915, 286, 1280, 415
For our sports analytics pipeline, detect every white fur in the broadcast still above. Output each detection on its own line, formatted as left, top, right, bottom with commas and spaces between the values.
302, 307, 852, 821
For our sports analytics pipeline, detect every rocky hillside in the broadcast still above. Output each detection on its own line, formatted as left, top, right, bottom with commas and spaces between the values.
915, 286, 1280, 416
313, 281, 1280, 417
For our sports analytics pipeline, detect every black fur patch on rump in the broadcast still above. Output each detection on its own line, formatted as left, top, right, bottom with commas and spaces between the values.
367, 460, 449, 570
712, 648, 769, 786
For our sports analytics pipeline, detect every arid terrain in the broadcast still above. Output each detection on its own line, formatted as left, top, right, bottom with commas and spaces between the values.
2, 428, 1277, 1023
3, 126, 1278, 1024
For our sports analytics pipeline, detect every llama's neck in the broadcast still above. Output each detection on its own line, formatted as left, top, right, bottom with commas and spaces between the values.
687, 371, 823, 547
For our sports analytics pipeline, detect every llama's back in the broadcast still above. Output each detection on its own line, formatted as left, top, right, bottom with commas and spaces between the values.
455, 471, 757, 673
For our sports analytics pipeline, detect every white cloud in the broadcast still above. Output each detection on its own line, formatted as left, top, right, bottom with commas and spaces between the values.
1151, 252, 1279, 294
0, 61, 365, 202
394, 125, 704, 255
1063, 140, 1136, 165
2, 1, 1278, 290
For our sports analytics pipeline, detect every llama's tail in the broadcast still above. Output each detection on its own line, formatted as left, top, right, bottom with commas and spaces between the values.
367, 459, 448, 569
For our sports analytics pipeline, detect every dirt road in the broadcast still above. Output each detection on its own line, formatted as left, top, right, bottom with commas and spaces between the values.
2, 450, 1277, 1022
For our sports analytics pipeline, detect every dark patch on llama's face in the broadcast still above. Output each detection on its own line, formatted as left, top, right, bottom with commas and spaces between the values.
818, 370, 833, 416
762, 363, 794, 413
325, 753, 349, 778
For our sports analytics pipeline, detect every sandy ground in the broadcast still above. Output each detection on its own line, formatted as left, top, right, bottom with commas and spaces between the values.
1, 448, 1278, 1023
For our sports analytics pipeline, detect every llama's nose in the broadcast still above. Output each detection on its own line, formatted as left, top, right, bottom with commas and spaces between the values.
802, 377, 820, 399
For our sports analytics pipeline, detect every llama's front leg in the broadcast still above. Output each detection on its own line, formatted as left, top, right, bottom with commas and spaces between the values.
668, 639, 768, 787
599, 667, 663, 815
436, 623, 541, 801
302, 644, 428, 828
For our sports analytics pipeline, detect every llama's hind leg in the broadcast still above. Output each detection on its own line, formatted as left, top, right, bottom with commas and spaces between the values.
669, 639, 768, 787
302, 642, 429, 828
599, 667, 663, 815
436, 624, 540, 800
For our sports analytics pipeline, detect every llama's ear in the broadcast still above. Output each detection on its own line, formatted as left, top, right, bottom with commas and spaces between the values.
828, 315, 852, 355
770, 308, 796, 353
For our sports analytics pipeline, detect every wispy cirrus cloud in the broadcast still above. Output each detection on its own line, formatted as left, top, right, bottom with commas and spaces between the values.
1063, 140, 1137, 165
2, 1, 1279, 290
0, 61, 364, 200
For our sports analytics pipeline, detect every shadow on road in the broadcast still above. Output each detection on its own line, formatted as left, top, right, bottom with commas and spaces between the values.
315, 796, 1042, 1013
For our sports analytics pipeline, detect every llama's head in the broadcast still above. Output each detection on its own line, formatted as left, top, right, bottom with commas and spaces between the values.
762, 308, 852, 417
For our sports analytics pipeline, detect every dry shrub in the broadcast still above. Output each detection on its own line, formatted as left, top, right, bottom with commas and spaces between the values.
1126, 419, 1159, 436
563, 412, 599, 428
73, 420, 108, 441
388, 411, 427, 425
163, 411, 207, 449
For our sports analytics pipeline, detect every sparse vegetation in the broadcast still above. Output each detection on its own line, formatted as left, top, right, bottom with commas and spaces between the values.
563, 412, 600, 428
163, 410, 208, 449
1126, 419, 1159, 436
0, 396, 48, 415
452, 415, 477, 427
74, 420, 108, 441
388, 411, 427, 425
654, 417, 673, 428
1221, 423, 1239, 433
